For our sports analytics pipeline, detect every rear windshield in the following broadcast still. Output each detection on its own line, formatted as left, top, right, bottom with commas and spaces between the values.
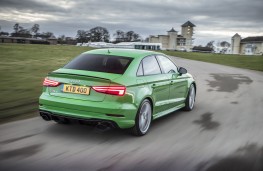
64, 54, 133, 74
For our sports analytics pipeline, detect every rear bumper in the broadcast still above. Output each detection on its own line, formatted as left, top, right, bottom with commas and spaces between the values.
39, 93, 137, 129
39, 110, 119, 128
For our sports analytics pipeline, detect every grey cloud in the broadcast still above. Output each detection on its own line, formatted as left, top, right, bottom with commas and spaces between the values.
0, 0, 67, 13
0, 0, 262, 45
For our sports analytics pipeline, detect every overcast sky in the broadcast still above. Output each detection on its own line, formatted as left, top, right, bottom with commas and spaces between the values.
0, 0, 262, 45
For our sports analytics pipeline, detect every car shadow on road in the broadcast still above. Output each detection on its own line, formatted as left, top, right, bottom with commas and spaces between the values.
43, 109, 188, 142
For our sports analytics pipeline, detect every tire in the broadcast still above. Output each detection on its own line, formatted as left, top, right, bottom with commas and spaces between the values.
183, 84, 196, 111
130, 99, 152, 136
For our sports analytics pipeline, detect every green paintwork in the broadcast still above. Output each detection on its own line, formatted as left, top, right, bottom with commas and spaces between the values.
39, 48, 195, 129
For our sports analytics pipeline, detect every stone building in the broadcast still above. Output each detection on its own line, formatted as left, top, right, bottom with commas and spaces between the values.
149, 21, 195, 51
231, 33, 263, 55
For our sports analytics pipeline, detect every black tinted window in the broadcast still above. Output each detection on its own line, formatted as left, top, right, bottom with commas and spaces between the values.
142, 56, 161, 75
64, 54, 133, 74
157, 55, 178, 74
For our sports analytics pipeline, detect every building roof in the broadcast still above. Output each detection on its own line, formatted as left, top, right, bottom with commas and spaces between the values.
232, 33, 241, 38
167, 28, 177, 32
241, 36, 263, 43
181, 21, 196, 27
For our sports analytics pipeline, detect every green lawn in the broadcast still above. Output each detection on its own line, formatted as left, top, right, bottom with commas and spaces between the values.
162, 51, 263, 71
0, 44, 262, 124
0, 44, 94, 123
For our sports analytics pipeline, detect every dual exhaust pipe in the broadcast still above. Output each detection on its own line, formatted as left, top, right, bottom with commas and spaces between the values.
39, 110, 115, 130
40, 111, 52, 121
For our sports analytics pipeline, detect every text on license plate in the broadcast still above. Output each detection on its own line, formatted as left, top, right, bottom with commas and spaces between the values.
63, 84, 90, 95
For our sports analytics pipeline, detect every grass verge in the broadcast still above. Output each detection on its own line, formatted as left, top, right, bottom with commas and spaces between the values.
0, 43, 94, 124
162, 51, 263, 72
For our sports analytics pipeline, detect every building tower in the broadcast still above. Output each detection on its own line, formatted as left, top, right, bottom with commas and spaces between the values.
167, 28, 177, 50
181, 21, 195, 51
231, 33, 241, 54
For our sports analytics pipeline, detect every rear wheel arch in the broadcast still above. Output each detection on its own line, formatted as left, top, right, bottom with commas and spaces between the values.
145, 97, 153, 113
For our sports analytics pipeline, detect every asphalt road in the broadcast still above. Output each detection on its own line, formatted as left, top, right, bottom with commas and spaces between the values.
1, 57, 263, 171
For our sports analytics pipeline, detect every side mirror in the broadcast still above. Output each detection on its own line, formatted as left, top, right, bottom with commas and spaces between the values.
178, 67, 187, 75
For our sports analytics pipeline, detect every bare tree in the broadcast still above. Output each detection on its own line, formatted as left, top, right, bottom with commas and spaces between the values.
113, 30, 126, 42
76, 30, 88, 43
13, 23, 20, 33
206, 41, 215, 48
36, 32, 54, 39
58, 35, 66, 44
89, 26, 110, 42
31, 24, 40, 38
126, 31, 140, 42
220, 41, 230, 47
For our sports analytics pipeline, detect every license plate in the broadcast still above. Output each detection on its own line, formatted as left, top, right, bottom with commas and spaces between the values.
63, 84, 90, 95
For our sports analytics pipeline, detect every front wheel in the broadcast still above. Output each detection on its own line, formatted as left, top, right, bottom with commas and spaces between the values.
183, 84, 196, 111
130, 99, 152, 136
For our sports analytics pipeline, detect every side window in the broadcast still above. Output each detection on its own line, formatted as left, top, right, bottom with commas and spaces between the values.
156, 55, 178, 74
142, 56, 162, 75
137, 62, 143, 76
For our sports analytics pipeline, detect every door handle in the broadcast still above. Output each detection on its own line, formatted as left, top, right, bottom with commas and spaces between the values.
152, 84, 156, 88
170, 81, 174, 85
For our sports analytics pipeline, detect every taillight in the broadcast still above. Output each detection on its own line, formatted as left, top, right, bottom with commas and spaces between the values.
92, 86, 126, 96
43, 77, 60, 87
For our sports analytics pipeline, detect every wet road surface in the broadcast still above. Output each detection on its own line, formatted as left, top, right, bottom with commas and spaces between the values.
0, 57, 263, 171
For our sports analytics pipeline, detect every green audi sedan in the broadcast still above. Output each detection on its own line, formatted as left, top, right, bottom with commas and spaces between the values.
39, 48, 196, 136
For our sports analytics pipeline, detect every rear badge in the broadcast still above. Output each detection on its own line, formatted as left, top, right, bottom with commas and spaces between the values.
69, 80, 81, 84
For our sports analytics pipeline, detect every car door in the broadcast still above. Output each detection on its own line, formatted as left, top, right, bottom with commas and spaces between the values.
156, 55, 188, 108
141, 55, 171, 115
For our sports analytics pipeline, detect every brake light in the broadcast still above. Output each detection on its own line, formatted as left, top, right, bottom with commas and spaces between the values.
43, 77, 60, 87
92, 86, 126, 96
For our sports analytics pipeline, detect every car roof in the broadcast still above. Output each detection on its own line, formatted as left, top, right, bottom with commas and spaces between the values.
84, 48, 163, 58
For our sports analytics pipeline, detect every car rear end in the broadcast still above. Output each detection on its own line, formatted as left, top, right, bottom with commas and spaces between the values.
39, 52, 137, 129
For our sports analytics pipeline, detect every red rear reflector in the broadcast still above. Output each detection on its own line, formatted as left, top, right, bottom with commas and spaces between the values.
43, 77, 60, 87
92, 86, 126, 96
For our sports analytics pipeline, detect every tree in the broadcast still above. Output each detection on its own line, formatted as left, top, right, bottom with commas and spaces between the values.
206, 41, 214, 48
36, 32, 54, 39
31, 24, 40, 37
13, 23, 20, 33
58, 35, 66, 44
113, 30, 126, 42
76, 30, 88, 43
45, 32, 54, 38
89, 26, 110, 42
11, 26, 32, 38
0, 31, 9, 36
220, 41, 230, 48
126, 31, 140, 42
114, 30, 125, 39
113, 30, 141, 42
